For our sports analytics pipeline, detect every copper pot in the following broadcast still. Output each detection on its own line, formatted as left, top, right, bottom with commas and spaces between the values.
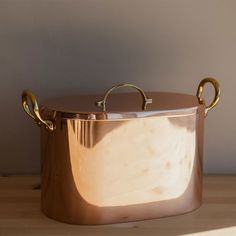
21, 78, 220, 224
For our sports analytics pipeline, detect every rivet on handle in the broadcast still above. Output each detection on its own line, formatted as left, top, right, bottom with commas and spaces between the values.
95, 83, 152, 112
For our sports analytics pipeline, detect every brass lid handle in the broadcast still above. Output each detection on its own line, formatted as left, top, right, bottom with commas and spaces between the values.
95, 83, 152, 112
196, 78, 220, 117
22, 90, 55, 131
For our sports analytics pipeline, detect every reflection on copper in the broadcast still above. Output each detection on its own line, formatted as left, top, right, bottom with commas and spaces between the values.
40, 106, 204, 224
67, 115, 196, 207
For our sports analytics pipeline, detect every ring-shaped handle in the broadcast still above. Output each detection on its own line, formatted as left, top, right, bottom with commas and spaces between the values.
22, 90, 55, 131
95, 83, 152, 112
196, 78, 220, 117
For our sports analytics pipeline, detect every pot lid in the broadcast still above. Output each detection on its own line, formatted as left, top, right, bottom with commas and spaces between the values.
41, 92, 200, 113
40, 83, 200, 120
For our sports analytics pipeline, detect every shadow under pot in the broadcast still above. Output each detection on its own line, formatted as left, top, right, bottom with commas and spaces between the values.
21, 78, 220, 225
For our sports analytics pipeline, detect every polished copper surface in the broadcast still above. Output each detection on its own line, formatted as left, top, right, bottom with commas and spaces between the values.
40, 105, 204, 224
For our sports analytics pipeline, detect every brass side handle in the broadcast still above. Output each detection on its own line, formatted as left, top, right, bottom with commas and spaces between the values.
95, 83, 153, 112
196, 78, 220, 117
22, 90, 55, 131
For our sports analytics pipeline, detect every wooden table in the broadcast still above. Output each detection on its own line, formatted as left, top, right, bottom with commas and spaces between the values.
0, 175, 235, 236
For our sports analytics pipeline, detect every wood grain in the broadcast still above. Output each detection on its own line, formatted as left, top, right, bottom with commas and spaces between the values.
0, 175, 235, 235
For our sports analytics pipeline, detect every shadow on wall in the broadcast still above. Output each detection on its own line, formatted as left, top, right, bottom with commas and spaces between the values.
0, 22, 173, 174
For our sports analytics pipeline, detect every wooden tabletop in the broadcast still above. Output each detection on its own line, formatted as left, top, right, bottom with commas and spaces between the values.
0, 175, 235, 236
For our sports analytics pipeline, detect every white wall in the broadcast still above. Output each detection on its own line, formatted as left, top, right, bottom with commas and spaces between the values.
0, 0, 235, 174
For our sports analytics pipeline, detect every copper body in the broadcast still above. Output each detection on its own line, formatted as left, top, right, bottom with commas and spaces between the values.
39, 92, 205, 224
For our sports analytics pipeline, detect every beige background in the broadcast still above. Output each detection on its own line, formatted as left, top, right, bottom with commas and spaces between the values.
0, 0, 235, 174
